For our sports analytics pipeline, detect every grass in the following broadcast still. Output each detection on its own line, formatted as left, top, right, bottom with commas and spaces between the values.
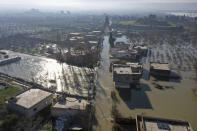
41, 123, 52, 131
119, 20, 147, 27
0, 83, 22, 128
119, 20, 177, 28
0, 83, 22, 109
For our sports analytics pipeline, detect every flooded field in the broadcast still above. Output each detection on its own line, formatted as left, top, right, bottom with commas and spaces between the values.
95, 35, 197, 130
0, 51, 94, 97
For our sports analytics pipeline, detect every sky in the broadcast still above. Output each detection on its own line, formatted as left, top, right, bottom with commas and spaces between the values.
0, 0, 197, 12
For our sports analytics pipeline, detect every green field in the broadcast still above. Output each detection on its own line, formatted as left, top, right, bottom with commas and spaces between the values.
0, 84, 22, 108
119, 20, 177, 28
0, 83, 22, 128
119, 20, 147, 27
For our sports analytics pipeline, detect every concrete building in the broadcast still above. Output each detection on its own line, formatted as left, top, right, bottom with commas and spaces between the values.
7, 88, 52, 117
150, 62, 171, 78
51, 97, 90, 117
133, 45, 148, 56
136, 115, 193, 131
110, 48, 140, 62
115, 42, 131, 50
112, 63, 142, 88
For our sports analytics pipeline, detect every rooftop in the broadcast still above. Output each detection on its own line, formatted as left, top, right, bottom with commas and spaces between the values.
12, 88, 52, 109
92, 30, 101, 33
144, 121, 190, 131
137, 115, 193, 131
113, 63, 142, 74
114, 66, 132, 74
70, 32, 80, 35
134, 45, 148, 50
53, 97, 88, 110
88, 41, 98, 44
151, 63, 170, 71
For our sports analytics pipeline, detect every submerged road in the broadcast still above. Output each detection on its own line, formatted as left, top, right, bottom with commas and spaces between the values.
94, 36, 114, 131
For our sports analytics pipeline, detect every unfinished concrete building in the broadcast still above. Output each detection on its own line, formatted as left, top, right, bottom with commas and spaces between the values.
136, 115, 193, 131
7, 88, 52, 117
112, 63, 142, 88
51, 96, 90, 117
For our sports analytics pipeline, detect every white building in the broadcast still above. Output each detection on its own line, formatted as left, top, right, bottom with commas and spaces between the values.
7, 88, 52, 117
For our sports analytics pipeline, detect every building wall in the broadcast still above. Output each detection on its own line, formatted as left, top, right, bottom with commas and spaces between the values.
51, 108, 85, 117
113, 73, 141, 84
7, 101, 28, 116
150, 69, 170, 77
26, 95, 52, 117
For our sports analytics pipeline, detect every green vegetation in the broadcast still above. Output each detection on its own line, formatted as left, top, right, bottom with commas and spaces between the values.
0, 83, 22, 128
119, 60, 128, 64
112, 123, 121, 131
41, 123, 52, 131
119, 20, 177, 28
119, 20, 147, 27
111, 91, 119, 102
0, 114, 20, 128
0, 83, 22, 109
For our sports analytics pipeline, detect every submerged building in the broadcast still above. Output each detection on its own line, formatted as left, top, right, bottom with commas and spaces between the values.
150, 62, 171, 78
136, 115, 193, 131
112, 63, 142, 88
7, 88, 52, 117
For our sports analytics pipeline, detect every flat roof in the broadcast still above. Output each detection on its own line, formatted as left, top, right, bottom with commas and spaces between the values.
134, 45, 148, 50
70, 32, 80, 35
144, 121, 190, 131
113, 64, 142, 74
151, 63, 170, 71
137, 115, 192, 131
88, 41, 97, 44
15, 88, 52, 109
92, 30, 101, 33
114, 66, 132, 74
53, 97, 88, 110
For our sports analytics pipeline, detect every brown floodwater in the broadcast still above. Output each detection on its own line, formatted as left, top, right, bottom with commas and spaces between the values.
95, 35, 197, 131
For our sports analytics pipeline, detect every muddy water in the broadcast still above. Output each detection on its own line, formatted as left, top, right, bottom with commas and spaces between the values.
95, 35, 197, 131
94, 36, 114, 131
0, 50, 94, 97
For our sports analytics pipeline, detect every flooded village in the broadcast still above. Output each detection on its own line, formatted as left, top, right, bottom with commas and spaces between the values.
0, 9, 197, 131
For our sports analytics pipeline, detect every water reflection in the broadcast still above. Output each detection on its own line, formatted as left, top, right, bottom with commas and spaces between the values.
0, 50, 94, 96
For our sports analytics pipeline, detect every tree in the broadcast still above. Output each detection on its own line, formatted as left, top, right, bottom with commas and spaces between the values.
109, 32, 115, 47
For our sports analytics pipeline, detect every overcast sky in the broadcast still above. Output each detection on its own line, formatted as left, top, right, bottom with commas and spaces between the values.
0, 0, 197, 11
